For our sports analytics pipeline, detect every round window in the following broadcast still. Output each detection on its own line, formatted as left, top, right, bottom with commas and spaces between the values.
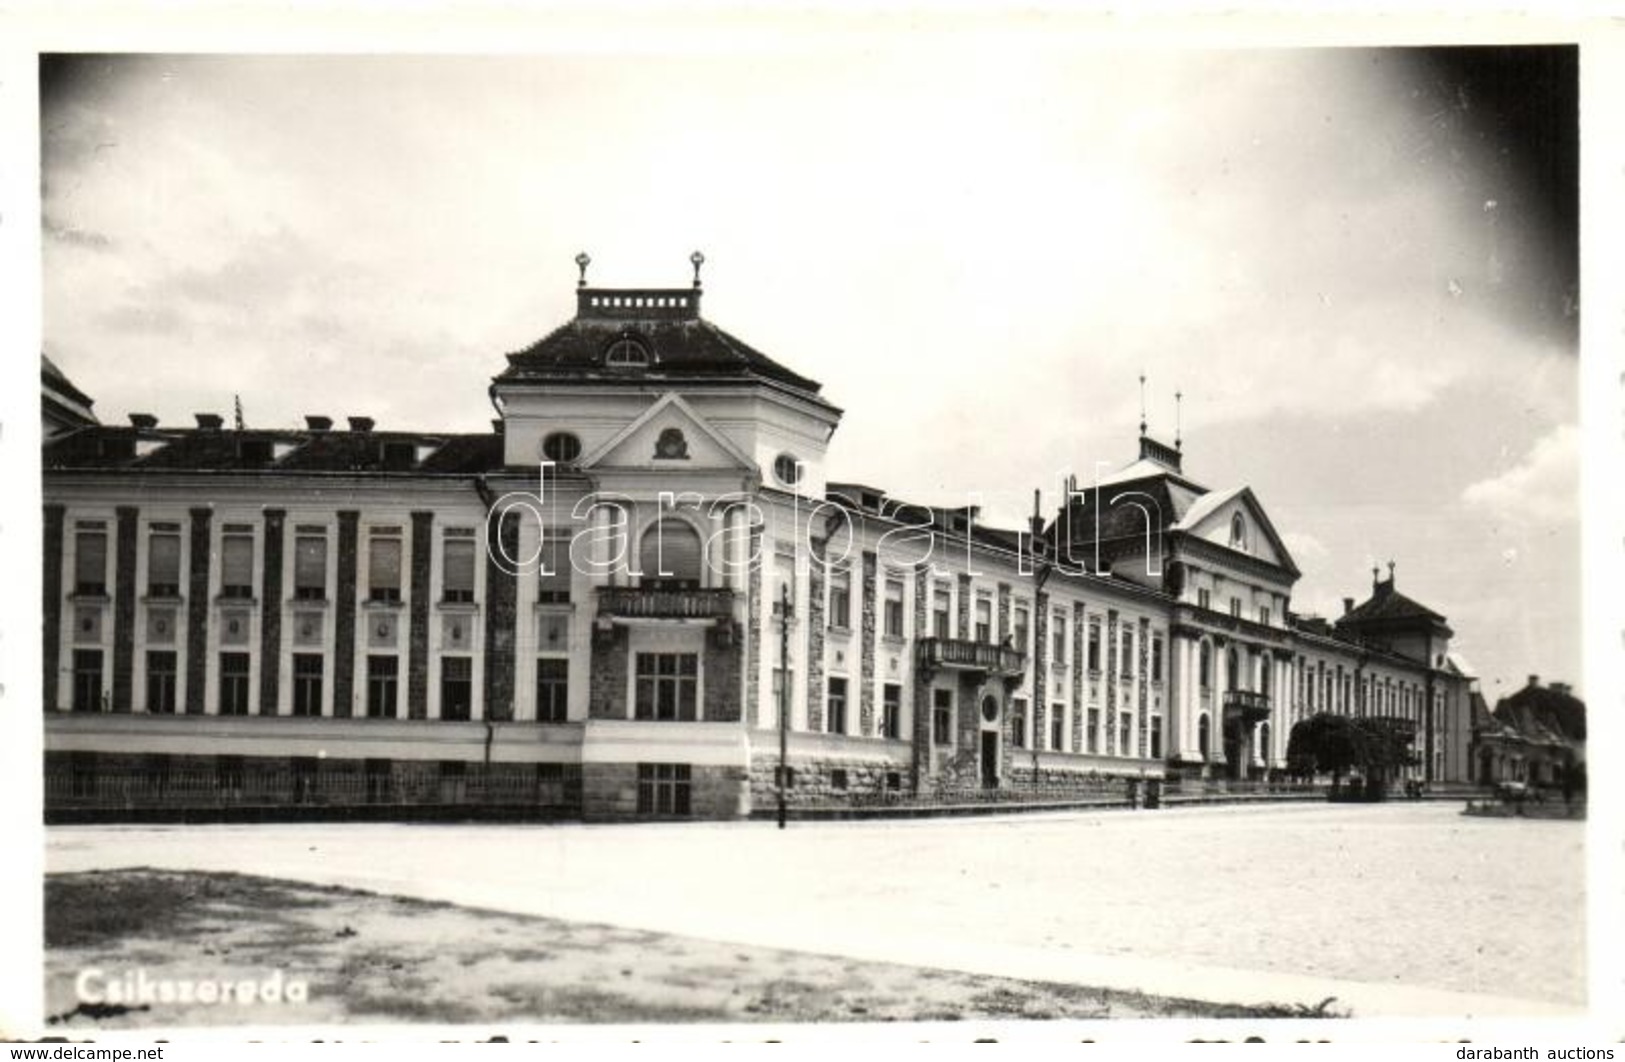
541, 432, 582, 463
773, 453, 802, 486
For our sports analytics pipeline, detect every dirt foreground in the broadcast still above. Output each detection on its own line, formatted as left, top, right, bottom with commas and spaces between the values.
45, 869, 1340, 1028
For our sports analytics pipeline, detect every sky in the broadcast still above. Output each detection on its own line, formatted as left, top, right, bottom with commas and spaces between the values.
37, 43, 1581, 703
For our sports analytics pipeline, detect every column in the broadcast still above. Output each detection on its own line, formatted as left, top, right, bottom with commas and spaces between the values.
185, 508, 212, 714
333, 511, 359, 718
111, 506, 138, 712
258, 508, 285, 715
408, 511, 433, 719
43, 505, 65, 712
484, 508, 519, 722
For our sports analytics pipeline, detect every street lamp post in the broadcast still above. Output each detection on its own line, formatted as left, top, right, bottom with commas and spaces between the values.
778, 581, 792, 830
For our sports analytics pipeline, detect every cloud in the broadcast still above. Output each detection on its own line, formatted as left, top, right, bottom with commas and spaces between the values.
1279, 530, 1328, 565
1460, 423, 1580, 518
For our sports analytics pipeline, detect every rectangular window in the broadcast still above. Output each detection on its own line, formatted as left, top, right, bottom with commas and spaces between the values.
221, 530, 254, 599
883, 578, 905, 637
293, 529, 327, 601
932, 688, 952, 745
443, 530, 476, 603
1013, 606, 1029, 652
536, 658, 568, 722
538, 533, 572, 603
1229, 597, 1242, 618
1011, 697, 1028, 749
292, 653, 324, 716
1259, 606, 1272, 627
1122, 630, 1135, 679
932, 586, 951, 638
147, 526, 181, 597
1152, 636, 1165, 683
71, 649, 103, 712
828, 567, 851, 629
826, 677, 848, 734
1151, 715, 1164, 759
366, 655, 398, 719
74, 527, 108, 596
635, 653, 699, 721
637, 763, 692, 816
1087, 707, 1101, 753
440, 656, 473, 720
1197, 588, 1211, 610
1087, 621, 1101, 672
882, 683, 903, 739
1119, 712, 1133, 758
145, 650, 177, 714
368, 528, 403, 602
975, 596, 992, 643
218, 652, 251, 716
1052, 613, 1066, 666
1051, 707, 1064, 752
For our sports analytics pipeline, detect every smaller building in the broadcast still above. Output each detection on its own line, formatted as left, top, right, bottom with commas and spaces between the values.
1472, 675, 1585, 789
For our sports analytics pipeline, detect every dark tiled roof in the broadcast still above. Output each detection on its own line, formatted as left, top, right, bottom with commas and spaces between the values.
497, 318, 826, 397
43, 426, 508, 475
1494, 684, 1585, 744
42, 353, 94, 408
1052, 475, 1193, 547
1337, 578, 1447, 627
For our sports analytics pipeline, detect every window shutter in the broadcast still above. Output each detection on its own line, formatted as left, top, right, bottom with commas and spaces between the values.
76, 531, 107, 589
295, 535, 326, 592
148, 533, 180, 589
369, 537, 402, 592
640, 519, 702, 584
222, 535, 253, 589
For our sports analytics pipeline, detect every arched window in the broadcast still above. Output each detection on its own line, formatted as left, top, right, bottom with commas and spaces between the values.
1259, 722, 1271, 760
1198, 714, 1211, 759
1230, 512, 1248, 551
1260, 655, 1272, 697
639, 518, 703, 590
1199, 642, 1212, 688
605, 337, 650, 368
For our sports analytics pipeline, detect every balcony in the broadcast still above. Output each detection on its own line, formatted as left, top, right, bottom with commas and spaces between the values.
917, 637, 1027, 679
596, 586, 734, 621
1222, 689, 1272, 722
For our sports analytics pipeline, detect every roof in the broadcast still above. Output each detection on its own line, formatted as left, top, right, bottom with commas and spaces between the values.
496, 287, 828, 400
43, 425, 508, 476
1337, 577, 1448, 627
1494, 682, 1585, 744
41, 353, 98, 430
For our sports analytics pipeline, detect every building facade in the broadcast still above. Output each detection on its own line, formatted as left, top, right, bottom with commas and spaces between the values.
41, 269, 1477, 820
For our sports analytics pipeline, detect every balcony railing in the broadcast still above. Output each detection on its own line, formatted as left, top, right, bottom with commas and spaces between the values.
917, 637, 1027, 678
596, 586, 734, 621
1222, 689, 1273, 719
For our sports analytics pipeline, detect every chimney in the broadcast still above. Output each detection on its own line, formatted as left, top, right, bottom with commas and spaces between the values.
128, 413, 158, 430
194, 413, 223, 430
1342, 597, 1354, 615
305, 415, 333, 432
1550, 682, 1571, 696
347, 416, 375, 433
1528, 674, 1540, 688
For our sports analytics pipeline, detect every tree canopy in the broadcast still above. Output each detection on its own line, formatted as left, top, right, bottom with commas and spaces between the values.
1287, 712, 1414, 783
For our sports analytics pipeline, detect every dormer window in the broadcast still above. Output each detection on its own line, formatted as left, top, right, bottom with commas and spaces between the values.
605, 337, 650, 368
1230, 512, 1248, 552
541, 432, 582, 463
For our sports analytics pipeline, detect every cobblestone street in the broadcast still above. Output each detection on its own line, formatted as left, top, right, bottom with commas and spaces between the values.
47, 802, 1585, 1017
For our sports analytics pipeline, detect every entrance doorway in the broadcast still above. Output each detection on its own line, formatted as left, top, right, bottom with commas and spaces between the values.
980, 731, 999, 788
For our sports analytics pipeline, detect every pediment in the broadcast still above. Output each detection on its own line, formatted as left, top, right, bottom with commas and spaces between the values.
1176, 486, 1299, 576
578, 391, 757, 473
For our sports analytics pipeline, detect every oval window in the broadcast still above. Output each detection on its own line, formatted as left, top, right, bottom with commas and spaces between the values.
980, 695, 1000, 724
541, 432, 582, 463
773, 453, 802, 486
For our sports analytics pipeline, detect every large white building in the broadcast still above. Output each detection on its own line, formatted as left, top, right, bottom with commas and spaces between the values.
41, 265, 1476, 820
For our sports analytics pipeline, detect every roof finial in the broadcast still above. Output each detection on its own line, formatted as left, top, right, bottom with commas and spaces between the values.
1174, 389, 1183, 452
575, 252, 591, 288
1372, 564, 1380, 589
1387, 559, 1396, 584
1138, 372, 1147, 438
690, 250, 706, 289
